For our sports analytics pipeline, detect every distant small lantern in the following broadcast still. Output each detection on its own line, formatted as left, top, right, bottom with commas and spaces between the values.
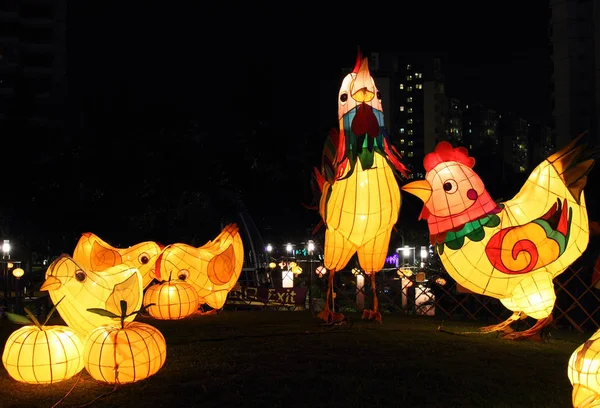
289, 262, 298, 268
352, 268, 361, 276
292, 266, 303, 275
315, 266, 327, 278
12, 268, 24, 279
416, 271, 426, 283
279, 261, 286, 269
435, 277, 447, 286
397, 268, 413, 278
7, 262, 13, 269
268, 262, 277, 269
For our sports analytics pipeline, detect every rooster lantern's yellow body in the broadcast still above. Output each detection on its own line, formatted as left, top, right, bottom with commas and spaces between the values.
312, 51, 408, 323
403, 136, 595, 340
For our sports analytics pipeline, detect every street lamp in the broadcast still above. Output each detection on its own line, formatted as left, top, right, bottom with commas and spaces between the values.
2, 240, 10, 305
307, 240, 315, 312
2, 240, 10, 259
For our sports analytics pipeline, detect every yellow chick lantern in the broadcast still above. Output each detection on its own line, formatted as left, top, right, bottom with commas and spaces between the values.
72, 232, 163, 289
41, 255, 144, 339
402, 136, 595, 340
568, 329, 600, 407
311, 50, 408, 323
154, 223, 244, 312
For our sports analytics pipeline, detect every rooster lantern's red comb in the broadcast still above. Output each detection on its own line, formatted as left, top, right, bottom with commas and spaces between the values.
423, 141, 476, 172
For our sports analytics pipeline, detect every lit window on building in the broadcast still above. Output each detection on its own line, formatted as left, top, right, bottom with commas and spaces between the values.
400, 128, 405, 134
408, 140, 414, 146
519, 166, 526, 173
408, 108, 413, 113
407, 119, 413, 124
401, 150, 405, 155
408, 151, 414, 157
416, 84, 422, 89
415, 73, 422, 78
400, 139, 405, 144
400, 106, 404, 112
399, 83, 404, 90
407, 97, 413, 103
407, 64, 412, 70
408, 129, 414, 135
407, 86, 413, 92
468, 129, 472, 133
406, 75, 412, 81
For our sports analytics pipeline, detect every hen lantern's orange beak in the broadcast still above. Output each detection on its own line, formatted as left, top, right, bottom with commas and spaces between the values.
402, 180, 432, 203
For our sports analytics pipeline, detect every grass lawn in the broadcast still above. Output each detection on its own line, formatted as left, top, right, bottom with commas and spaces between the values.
0, 310, 591, 408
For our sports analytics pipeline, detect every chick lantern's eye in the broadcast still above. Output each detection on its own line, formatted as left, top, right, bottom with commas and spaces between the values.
443, 180, 458, 194
138, 253, 150, 264
75, 270, 86, 282
340, 93, 348, 104
178, 270, 190, 281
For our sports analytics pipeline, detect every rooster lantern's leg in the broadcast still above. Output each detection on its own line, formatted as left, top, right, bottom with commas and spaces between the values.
361, 272, 382, 323
317, 269, 344, 323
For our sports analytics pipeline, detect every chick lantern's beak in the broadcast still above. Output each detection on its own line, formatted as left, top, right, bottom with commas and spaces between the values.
40, 275, 61, 291
402, 180, 433, 203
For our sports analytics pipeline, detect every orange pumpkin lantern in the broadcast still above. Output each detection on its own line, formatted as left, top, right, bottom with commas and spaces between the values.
2, 304, 84, 384
143, 278, 199, 320
84, 300, 167, 384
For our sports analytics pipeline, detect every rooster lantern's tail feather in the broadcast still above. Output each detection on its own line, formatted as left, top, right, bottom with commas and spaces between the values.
547, 132, 600, 204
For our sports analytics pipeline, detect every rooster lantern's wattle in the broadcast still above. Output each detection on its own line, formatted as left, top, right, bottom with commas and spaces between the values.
402, 136, 596, 340
311, 50, 408, 323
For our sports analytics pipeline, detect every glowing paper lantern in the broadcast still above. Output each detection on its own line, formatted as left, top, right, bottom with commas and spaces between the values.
311, 50, 408, 324
402, 136, 594, 340
568, 330, 600, 407
315, 266, 327, 278
84, 301, 166, 384
154, 224, 244, 311
41, 255, 144, 339
72, 232, 163, 289
2, 307, 84, 384
143, 279, 199, 320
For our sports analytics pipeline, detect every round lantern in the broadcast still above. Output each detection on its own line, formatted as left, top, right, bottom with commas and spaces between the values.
568, 330, 600, 407
2, 324, 84, 384
84, 321, 166, 384
143, 279, 199, 320
315, 266, 327, 278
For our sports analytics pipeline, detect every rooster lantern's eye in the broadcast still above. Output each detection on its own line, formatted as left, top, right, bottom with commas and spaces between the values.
178, 270, 190, 281
377, 91, 382, 100
340, 93, 348, 104
443, 180, 458, 194
139, 253, 150, 264
75, 270, 86, 282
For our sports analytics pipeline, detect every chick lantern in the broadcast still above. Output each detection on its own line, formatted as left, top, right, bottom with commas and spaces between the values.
402, 136, 595, 340
310, 50, 408, 323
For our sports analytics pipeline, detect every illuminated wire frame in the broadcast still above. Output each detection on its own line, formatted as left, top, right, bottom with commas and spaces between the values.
313, 51, 408, 323
2, 325, 84, 384
84, 322, 167, 384
569, 329, 600, 407
73, 232, 164, 289
402, 137, 593, 339
41, 255, 144, 339
155, 224, 244, 310
143, 280, 200, 320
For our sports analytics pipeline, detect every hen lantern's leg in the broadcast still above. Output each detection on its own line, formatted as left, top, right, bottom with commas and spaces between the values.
357, 231, 390, 323
317, 228, 356, 323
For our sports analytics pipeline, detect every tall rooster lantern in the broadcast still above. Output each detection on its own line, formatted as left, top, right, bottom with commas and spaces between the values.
311, 50, 408, 323
402, 136, 596, 340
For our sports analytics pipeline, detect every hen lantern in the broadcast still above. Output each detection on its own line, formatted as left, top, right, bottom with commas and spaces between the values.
73, 232, 163, 289
154, 223, 244, 312
40, 255, 144, 339
402, 136, 595, 340
312, 51, 408, 323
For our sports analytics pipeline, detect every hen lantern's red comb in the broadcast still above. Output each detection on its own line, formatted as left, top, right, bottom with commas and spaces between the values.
423, 141, 476, 172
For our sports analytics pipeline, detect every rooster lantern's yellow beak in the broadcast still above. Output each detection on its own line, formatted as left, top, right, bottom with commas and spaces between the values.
402, 180, 432, 203
40, 275, 62, 291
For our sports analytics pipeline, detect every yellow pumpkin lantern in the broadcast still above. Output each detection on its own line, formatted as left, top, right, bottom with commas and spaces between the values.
568, 329, 600, 407
84, 300, 167, 384
402, 136, 594, 340
143, 278, 199, 320
2, 303, 84, 384
311, 50, 408, 324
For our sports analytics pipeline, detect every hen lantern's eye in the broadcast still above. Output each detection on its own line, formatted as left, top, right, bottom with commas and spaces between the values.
139, 253, 150, 264
443, 180, 458, 194
178, 270, 190, 281
75, 270, 86, 282
340, 93, 348, 103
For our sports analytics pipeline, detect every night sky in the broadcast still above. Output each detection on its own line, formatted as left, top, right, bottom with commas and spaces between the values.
19, 1, 553, 253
